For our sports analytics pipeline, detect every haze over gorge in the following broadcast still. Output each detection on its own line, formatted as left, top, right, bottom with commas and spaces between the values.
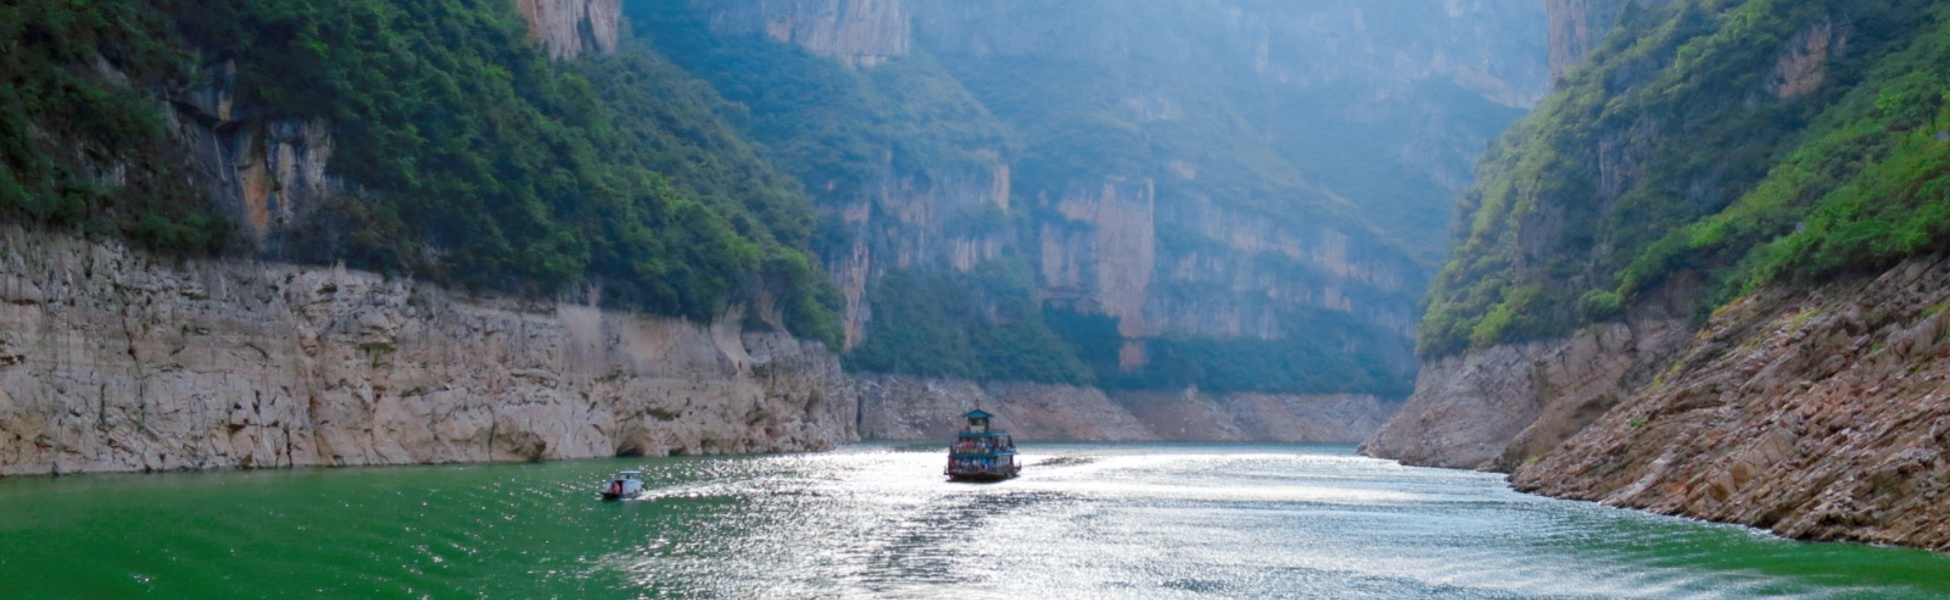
2, 0, 1949, 586
0, 0, 1549, 471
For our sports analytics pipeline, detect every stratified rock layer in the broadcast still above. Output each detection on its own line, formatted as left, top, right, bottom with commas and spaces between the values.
1513, 256, 1950, 552
518, 0, 621, 59
857, 373, 1399, 443
0, 229, 856, 476
1361, 316, 1688, 470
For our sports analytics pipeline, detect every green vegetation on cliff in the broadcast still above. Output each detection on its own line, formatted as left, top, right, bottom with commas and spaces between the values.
1423, 0, 1950, 356
3, 0, 843, 344
0, 0, 227, 251
633, 0, 1426, 396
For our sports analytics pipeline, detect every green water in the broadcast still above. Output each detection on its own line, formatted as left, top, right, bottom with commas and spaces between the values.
1, 443, 1945, 598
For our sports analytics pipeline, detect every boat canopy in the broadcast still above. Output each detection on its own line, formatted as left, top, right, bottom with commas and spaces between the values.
962, 410, 994, 434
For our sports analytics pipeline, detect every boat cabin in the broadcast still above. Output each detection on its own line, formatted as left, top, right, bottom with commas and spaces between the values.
602, 469, 647, 500
945, 409, 1019, 482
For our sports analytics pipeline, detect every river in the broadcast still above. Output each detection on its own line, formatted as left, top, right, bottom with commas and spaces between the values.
1, 443, 1944, 598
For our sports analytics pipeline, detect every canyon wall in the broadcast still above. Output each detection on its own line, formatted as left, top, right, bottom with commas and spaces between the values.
657, 0, 1544, 378
1545, 0, 1674, 84
1363, 313, 1689, 470
519, 0, 622, 59
0, 229, 856, 476
1512, 256, 1950, 552
857, 374, 1400, 444
1374, 0, 1950, 552
700, 0, 911, 67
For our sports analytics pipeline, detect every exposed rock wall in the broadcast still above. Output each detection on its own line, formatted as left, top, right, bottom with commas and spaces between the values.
1546, 0, 1674, 85
0, 229, 856, 476
1038, 177, 1156, 340
518, 0, 621, 59
1512, 255, 1950, 551
833, 157, 1011, 349
1361, 316, 1688, 470
700, 0, 911, 67
175, 60, 336, 248
855, 375, 1155, 441
1117, 389, 1400, 443
857, 374, 1398, 443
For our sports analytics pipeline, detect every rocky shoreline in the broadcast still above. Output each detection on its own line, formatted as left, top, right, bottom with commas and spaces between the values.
0, 229, 1402, 478
1366, 255, 1950, 552
0, 228, 857, 476
858, 373, 1400, 444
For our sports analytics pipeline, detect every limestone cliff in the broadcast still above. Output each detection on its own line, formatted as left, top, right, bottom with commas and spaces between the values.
698, 0, 910, 67
855, 375, 1155, 442
1512, 256, 1950, 552
638, 0, 1543, 399
175, 60, 336, 249
0, 229, 855, 476
1546, 0, 1674, 84
519, 0, 622, 59
1376, 0, 1950, 553
1362, 314, 1689, 470
857, 374, 1399, 444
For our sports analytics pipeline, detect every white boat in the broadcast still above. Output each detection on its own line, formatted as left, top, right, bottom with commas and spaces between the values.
601, 469, 647, 500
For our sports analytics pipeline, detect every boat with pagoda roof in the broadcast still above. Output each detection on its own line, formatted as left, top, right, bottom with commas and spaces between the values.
945, 409, 1020, 482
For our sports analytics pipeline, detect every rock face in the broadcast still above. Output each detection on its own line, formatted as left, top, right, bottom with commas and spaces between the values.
699, 0, 911, 67
0, 228, 855, 476
1511, 255, 1950, 552
667, 0, 1544, 370
856, 375, 1155, 441
857, 374, 1399, 443
1545, 0, 1674, 84
1362, 316, 1688, 470
518, 0, 621, 59
174, 60, 336, 249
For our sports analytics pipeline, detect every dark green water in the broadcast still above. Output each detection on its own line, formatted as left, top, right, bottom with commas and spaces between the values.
1, 443, 1945, 598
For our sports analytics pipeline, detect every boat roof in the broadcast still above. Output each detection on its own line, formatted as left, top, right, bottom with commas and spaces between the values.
964, 409, 994, 419
956, 431, 1009, 438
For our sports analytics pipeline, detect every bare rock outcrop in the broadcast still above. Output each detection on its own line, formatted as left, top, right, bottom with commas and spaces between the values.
1361, 316, 1688, 470
858, 373, 1398, 443
1546, 0, 1675, 85
701, 0, 911, 67
856, 375, 1155, 441
0, 228, 855, 476
1513, 255, 1950, 551
518, 0, 621, 59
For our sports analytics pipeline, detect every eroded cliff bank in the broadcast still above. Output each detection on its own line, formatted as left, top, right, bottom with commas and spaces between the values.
1369, 256, 1950, 551
0, 229, 857, 476
1512, 256, 1950, 551
1361, 314, 1689, 470
859, 373, 1400, 443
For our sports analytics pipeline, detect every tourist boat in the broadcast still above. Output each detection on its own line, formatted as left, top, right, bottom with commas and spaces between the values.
946, 410, 1020, 482
600, 469, 647, 500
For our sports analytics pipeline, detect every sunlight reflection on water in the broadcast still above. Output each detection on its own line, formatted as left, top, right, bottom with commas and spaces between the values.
591, 443, 1950, 599
3, 443, 1946, 599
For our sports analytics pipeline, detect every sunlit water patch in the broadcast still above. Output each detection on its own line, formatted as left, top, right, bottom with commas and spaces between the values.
1, 443, 1945, 598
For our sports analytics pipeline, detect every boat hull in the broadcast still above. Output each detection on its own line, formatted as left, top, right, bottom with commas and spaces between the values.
945, 471, 1018, 483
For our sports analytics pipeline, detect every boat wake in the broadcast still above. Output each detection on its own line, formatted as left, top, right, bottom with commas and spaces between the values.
1030, 456, 1097, 468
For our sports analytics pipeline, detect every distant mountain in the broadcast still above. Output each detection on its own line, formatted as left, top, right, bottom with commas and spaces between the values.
636, 0, 1546, 396
1, 0, 1547, 398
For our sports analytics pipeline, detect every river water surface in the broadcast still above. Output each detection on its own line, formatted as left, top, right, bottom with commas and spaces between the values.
1, 443, 1945, 598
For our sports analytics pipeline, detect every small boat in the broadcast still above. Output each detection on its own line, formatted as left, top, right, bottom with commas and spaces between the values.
946, 410, 1020, 482
601, 469, 647, 500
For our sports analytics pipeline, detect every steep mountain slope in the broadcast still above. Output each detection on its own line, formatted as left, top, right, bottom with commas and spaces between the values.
0, 0, 875, 475
636, 0, 1546, 398
2, 0, 842, 341
1368, 0, 1950, 550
